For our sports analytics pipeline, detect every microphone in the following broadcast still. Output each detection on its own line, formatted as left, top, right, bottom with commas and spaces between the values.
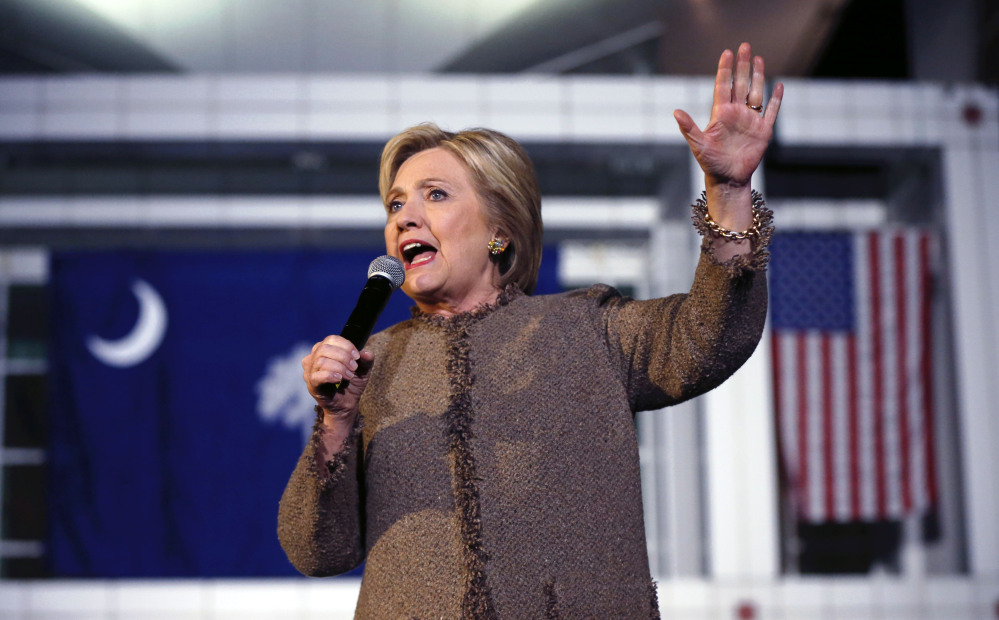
321, 255, 405, 395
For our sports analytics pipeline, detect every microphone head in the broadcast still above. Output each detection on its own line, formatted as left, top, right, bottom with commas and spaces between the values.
368, 255, 405, 290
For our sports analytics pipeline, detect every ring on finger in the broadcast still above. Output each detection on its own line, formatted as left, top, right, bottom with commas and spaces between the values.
745, 96, 763, 112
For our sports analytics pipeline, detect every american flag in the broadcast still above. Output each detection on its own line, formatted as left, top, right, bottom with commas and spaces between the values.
769, 230, 938, 523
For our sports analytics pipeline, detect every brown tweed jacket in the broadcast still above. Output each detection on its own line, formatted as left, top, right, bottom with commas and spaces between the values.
278, 241, 770, 619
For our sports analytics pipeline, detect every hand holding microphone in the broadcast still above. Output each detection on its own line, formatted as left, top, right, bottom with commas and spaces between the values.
302, 256, 405, 420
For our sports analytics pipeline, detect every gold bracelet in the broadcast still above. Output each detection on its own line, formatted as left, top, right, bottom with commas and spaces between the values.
698, 190, 765, 241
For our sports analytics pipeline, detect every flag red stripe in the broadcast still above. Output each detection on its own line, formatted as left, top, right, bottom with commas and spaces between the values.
920, 234, 939, 506
869, 233, 887, 519
822, 334, 835, 519
796, 333, 810, 518
847, 334, 861, 520
895, 235, 913, 511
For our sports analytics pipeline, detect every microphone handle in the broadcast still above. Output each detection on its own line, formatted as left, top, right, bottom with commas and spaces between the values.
320, 275, 394, 396
340, 275, 393, 350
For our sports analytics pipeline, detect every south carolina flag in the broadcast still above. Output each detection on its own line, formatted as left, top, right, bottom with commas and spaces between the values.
47, 248, 561, 577
770, 230, 938, 523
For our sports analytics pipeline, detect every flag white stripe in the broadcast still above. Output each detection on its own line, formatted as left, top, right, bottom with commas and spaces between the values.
806, 332, 825, 522
831, 334, 852, 521
906, 232, 928, 511
854, 233, 878, 520
879, 232, 902, 517
778, 334, 800, 492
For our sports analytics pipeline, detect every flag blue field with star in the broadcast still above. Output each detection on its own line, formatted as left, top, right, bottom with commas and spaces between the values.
770, 232, 854, 331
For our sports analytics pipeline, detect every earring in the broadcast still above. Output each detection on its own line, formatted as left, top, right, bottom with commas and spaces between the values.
487, 237, 507, 256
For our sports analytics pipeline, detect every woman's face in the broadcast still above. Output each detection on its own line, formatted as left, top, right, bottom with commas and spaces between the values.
384, 147, 501, 314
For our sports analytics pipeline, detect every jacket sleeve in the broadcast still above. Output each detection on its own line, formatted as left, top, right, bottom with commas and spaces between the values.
277, 410, 365, 576
593, 219, 773, 412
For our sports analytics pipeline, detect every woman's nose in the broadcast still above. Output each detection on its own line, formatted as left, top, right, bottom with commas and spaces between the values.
396, 201, 423, 229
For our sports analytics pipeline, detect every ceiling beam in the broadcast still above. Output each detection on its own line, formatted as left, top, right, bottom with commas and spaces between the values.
441, 0, 851, 76
0, 0, 176, 73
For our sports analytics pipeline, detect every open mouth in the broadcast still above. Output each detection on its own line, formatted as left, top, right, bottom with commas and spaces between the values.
400, 240, 438, 268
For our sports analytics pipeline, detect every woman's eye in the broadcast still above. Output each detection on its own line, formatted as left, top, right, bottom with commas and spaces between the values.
387, 200, 403, 213
428, 189, 447, 201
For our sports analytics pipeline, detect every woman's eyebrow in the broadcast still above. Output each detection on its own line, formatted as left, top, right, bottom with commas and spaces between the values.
387, 177, 457, 204
415, 177, 452, 189
385, 186, 405, 202
387, 177, 450, 196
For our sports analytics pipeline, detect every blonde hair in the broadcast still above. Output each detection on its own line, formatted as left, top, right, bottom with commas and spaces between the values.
379, 123, 543, 295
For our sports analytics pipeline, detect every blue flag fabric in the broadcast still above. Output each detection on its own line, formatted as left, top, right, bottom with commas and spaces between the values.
770, 232, 855, 331
48, 248, 559, 577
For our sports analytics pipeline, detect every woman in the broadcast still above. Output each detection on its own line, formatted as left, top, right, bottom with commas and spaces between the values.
279, 43, 783, 618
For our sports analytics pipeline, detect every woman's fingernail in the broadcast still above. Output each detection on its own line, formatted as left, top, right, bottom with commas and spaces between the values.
348, 359, 358, 371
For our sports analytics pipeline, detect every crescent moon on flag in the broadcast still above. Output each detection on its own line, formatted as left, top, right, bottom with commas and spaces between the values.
87, 279, 168, 368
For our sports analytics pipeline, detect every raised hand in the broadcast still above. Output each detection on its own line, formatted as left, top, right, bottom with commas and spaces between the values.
674, 42, 783, 189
